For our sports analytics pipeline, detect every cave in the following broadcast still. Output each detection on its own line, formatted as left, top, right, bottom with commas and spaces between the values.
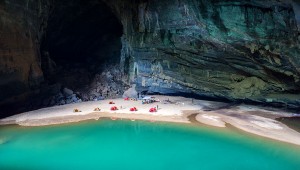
41, 0, 123, 90
0, 0, 300, 117
2, 1, 300, 168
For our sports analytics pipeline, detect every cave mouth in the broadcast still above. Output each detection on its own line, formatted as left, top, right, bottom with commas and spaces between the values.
41, 0, 123, 91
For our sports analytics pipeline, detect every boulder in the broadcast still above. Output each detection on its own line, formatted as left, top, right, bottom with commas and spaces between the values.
91, 92, 101, 97
76, 99, 82, 103
63, 88, 73, 97
123, 84, 138, 99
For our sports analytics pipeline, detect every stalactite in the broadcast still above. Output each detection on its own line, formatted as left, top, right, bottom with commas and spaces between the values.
145, 9, 152, 32
138, 3, 147, 32
184, 4, 189, 16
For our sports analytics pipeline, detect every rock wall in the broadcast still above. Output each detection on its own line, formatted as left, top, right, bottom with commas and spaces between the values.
0, 0, 50, 106
105, 0, 300, 108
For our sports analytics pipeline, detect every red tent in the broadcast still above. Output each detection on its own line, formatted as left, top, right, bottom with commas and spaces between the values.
130, 107, 138, 111
110, 106, 118, 111
149, 107, 157, 112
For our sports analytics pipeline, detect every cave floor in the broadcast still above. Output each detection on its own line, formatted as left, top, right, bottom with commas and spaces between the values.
1, 95, 300, 146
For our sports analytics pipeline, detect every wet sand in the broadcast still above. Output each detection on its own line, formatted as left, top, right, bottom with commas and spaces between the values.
1, 95, 300, 146
277, 117, 300, 133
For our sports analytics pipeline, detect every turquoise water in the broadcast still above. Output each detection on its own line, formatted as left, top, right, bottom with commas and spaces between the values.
0, 120, 300, 170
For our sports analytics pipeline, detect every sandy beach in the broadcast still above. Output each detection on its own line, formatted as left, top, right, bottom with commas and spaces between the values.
1, 95, 300, 146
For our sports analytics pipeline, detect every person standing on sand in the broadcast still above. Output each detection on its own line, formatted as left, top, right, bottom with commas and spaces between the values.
157, 105, 159, 110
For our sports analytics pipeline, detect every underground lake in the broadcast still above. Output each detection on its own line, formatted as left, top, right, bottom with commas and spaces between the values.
0, 119, 300, 170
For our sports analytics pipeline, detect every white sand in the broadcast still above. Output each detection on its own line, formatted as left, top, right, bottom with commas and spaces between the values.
195, 109, 300, 145
196, 113, 226, 127
1, 95, 300, 146
0, 96, 203, 123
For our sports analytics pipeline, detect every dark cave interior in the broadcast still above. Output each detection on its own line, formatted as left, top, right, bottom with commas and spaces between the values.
41, 0, 123, 90
0, 0, 125, 117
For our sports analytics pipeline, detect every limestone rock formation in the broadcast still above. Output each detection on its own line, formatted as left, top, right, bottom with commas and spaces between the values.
0, 0, 50, 109
106, 0, 300, 108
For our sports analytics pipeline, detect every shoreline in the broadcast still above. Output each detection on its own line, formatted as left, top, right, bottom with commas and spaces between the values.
1, 95, 300, 146
9, 112, 191, 127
